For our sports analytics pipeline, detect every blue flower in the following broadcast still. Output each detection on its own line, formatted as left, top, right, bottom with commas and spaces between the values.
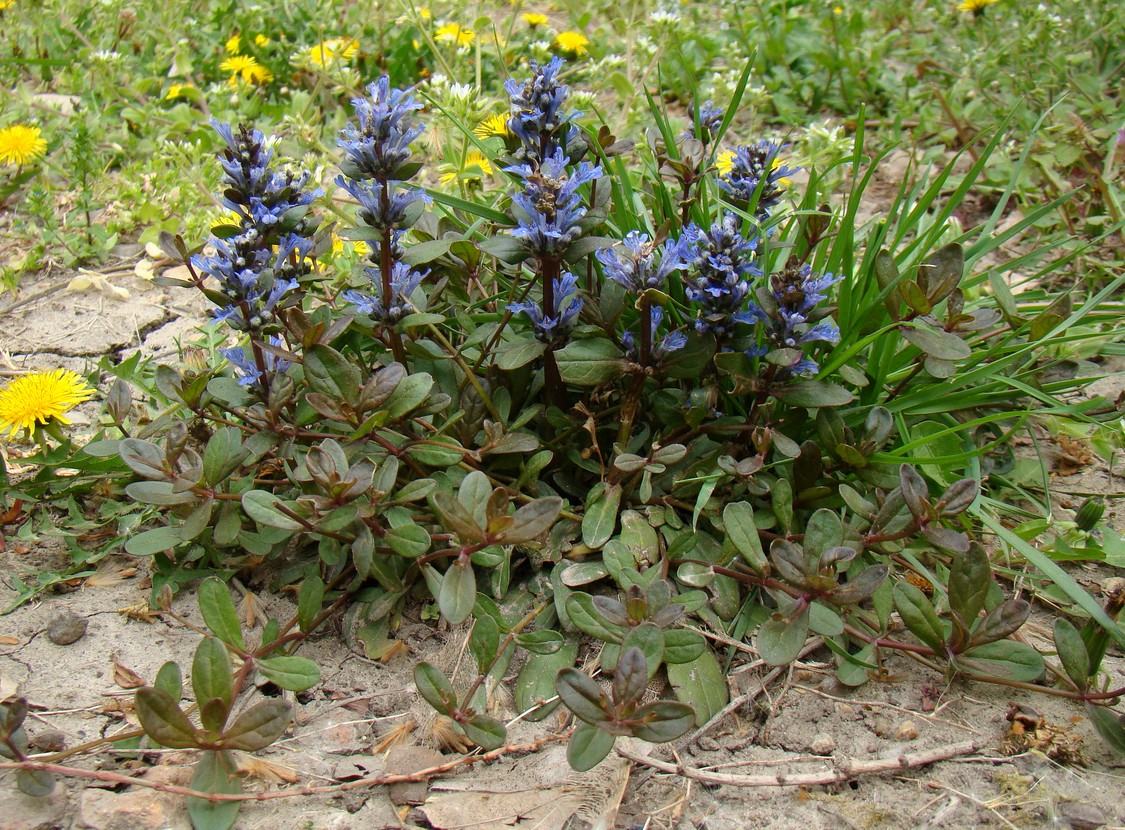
338, 76, 425, 180
621, 306, 687, 361
684, 214, 764, 338
506, 148, 602, 258
508, 271, 583, 343
336, 176, 430, 231
596, 230, 693, 294
220, 335, 292, 387
343, 261, 428, 324
505, 56, 580, 163
751, 262, 842, 375
717, 141, 798, 217
686, 101, 724, 143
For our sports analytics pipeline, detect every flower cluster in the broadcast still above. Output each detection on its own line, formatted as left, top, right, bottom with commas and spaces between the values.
755, 262, 842, 375
504, 56, 582, 164
620, 307, 687, 361
597, 230, 693, 294
220, 336, 292, 388
338, 78, 431, 327
687, 101, 725, 144
192, 121, 319, 332
683, 214, 764, 339
507, 149, 601, 258
717, 141, 797, 218
508, 272, 584, 343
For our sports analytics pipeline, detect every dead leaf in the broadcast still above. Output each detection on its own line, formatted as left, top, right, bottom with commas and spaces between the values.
234, 754, 301, 784
113, 662, 146, 689
87, 561, 138, 588
0, 635, 19, 646
1053, 435, 1093, 477
117, 602, 158, 624
0, 673, 18, 700
239, 590, 266, 629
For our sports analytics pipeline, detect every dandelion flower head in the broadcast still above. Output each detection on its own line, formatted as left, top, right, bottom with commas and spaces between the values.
521, 12, 549, 26
474, 112, 513, 139
957, 0, 998, 11
225, 33, 241, 54
254, 34, 271, 47
221, 54, 273, 85
309, 37, 360, 67
0, 124, 47, 166
435, 23, 475, 48
553, 31, 589, 56
0, 369, 95, 438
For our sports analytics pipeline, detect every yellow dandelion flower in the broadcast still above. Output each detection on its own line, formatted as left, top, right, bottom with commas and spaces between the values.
715, 149, 735, 176
254, 34, 271, 47
0, 1, 15, 9
419, 7, 432, 20
957, 0, 997, 11
440, 151, 494, 184
308, 37, 360, 67
225, 33, 242, 54
331, 233, 370, 257
164, 82, 194, 101
0, 124, 47, 167
0, 369, 95, 438
521, 12, 549, 26
435, 23, 475, 48
553, 31, 589, 57
473, 112, 513, 139
832, 4, 843, 13
221, 54, 273, 85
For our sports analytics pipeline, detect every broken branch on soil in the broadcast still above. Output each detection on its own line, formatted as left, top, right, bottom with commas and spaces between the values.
616, 738, 985, 788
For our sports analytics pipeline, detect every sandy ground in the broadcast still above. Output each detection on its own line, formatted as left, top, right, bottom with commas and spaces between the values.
0, 260, 1123, 830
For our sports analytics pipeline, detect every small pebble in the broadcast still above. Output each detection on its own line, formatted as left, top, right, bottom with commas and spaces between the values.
696, 736, 720, 752
870, 716, 891, 737
46, 609, 88, 645
810, 733, 835, 755
1058, 802, 1107, 830
30, 730, 66, 752
895, 720, 919, 741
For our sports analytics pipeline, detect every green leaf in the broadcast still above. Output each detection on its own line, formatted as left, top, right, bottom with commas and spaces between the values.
187, 750, 242, 830
582, 483, 621, 549
667, 650, 728, 727
774, 381, 853, 408
724, 501, 767, 572
629, 701, 696, 743
567, 721, 615, 772
496, 338, 547, 371
202, 427, 248, 487
197, 578, 244, 651
463, 714, 506, 751
154, 662, 182, 701
1085, 703, 1125, 757
256, 656, 320, 691
556, 668, 612, 725
469, 614, 501, 674
556, 338, 625, 387
1053, 618, 1090, 690
431, 492, 484, 542
414, 662, 457, 715
663, 629, 707, 664
221, 700, 293, 751
971, 598, 1030, 646
135, 687, 199, 749
125, 526, 184, 556
621, 623, 665, 680
836, 643, 877, 688
16, 768, 55, 797
515, 643, 577, 721
564, 593, 625, 643
438, 560, 476, 624
502, 496, 563, 544
192, 638, 233, 732
125, 481, 199, 506
241, 490, 305, 531
948, 546, 990, 631
386, 524, 431, 558
384, 372, 435, 419
304, 345, 361, 403
515, 629, 564, 655
296, 574, 325, 634
954, 640, 1044, 682
756, 604, 811, 667
893, 582, 946, 653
